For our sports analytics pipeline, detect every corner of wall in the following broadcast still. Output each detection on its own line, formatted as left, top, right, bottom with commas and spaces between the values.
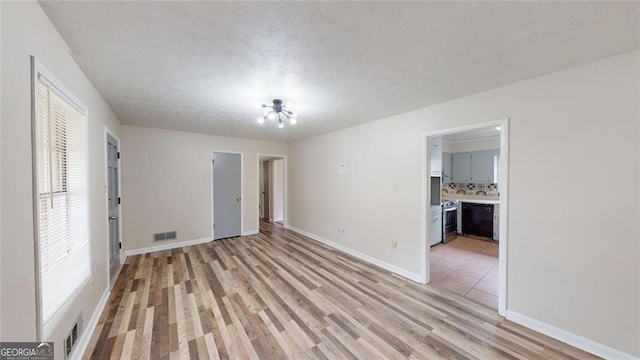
0, 0, 4, 342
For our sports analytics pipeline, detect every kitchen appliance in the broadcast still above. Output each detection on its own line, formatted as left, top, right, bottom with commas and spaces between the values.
461, 202, 494, 239
442, 200, 458, 243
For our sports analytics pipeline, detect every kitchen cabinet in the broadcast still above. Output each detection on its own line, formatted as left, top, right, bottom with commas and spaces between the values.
429, 205, 442, 246
430, 137, 443, 176
452, 153, 472, 182
472, 151, 496, 183
451, 150, 499, 183
442, 152, 452, 183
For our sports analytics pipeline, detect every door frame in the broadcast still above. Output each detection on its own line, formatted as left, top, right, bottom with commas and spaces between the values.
262, 160, 270, 221
210, 150, 244, 240
422, 117, 510, 316
256, 154, 287, 229
104, 127, 123, 288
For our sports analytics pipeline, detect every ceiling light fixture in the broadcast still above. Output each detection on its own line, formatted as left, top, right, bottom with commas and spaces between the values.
258, 99, 297, 128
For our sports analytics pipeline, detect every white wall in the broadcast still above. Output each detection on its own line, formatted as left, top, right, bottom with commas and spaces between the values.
0, 1, 3, 341
288, 51, 639, 357
0, 2, 122, 358
121, 125, 287, 251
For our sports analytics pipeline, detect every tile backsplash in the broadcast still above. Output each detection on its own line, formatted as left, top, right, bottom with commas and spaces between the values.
443, 183, 499, 196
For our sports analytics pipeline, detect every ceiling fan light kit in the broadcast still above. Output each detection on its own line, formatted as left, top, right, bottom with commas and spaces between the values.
258, 99, 297, 128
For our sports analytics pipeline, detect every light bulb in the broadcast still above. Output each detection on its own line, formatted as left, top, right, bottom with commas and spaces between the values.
257, 117, 264, 124
268, 112, 276, 120
278, 122, 284, 129
290, 118, 297, 125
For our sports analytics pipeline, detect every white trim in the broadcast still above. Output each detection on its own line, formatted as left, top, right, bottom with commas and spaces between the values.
211, 150, 244, 240
124, 237, 211, 257
31, 56, 92, 340
42, 278, 90, 340
286, 226, 422, 283
71, 288, 110, 360
421, 135, 429, 284
242, 229, 259, 236
497, 119, 509, 315
256, 153, 288, 229
32, 58, 87, 115
421, 118, 510, 317
505, 310, 639, 360
104, 127, 123, 289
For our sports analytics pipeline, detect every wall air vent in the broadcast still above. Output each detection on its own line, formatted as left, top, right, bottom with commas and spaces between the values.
153, 231, 177, 242
64, 315, 83, 359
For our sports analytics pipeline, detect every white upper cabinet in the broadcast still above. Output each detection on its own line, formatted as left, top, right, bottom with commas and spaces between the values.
452, 153, 472, 182
430, 137, 443, 176
442, 152, 453, 183
471, 151, 496, 183
451, 150, 499, 183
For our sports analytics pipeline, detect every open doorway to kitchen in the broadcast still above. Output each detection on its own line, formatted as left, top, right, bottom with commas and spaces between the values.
423, 118, 509, 316
258, 154, 286, 234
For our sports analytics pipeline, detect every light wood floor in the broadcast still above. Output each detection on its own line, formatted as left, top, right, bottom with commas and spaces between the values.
430, 236, 499, 309
84, 220, 600, 359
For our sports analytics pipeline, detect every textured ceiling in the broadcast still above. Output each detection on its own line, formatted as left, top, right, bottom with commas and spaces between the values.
40, 1, 639, 142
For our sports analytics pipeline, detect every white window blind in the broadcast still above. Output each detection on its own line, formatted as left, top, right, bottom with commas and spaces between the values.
34, 72, 91, 329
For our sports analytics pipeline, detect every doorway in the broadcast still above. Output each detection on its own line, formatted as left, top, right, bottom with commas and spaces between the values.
258, 154, 286, 232
212, 151, 243, 240
423, 118, 509, 316
105, 130, 121, 287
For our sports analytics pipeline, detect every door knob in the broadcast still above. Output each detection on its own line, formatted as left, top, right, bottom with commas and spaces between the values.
109, 216, 117, 221
236, 197, 242, 202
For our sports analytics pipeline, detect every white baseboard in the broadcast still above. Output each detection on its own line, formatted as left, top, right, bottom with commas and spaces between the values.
286, 226, 422, 283
124, 237, 211, 257
505, 310, 638, 360
72, 288, 110, 360
242, 229, 259, 236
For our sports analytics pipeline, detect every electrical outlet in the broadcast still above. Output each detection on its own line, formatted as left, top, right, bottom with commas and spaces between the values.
338, 227, 346, 235
391, 240, 398, 248
393, 181, 398, 191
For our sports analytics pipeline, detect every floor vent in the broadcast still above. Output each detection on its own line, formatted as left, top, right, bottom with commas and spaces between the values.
154, 231, 177, 242
64, 315, 83, 359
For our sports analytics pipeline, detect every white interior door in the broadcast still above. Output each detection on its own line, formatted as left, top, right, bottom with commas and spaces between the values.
213, 152, 242, 240
106, 133, 120, 285
262, 161, 270, 220
272, 159, 284, 222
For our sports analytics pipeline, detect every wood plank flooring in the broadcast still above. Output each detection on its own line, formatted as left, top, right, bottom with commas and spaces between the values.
84, 220, 600, 359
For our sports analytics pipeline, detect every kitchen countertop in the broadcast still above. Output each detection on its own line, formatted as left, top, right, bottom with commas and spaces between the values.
442, 193, 500, 205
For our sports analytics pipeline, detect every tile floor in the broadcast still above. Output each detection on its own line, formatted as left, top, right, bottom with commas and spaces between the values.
429, 235, 499, 309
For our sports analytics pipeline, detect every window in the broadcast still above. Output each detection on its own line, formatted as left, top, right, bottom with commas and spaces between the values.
32, 59, 91, 337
